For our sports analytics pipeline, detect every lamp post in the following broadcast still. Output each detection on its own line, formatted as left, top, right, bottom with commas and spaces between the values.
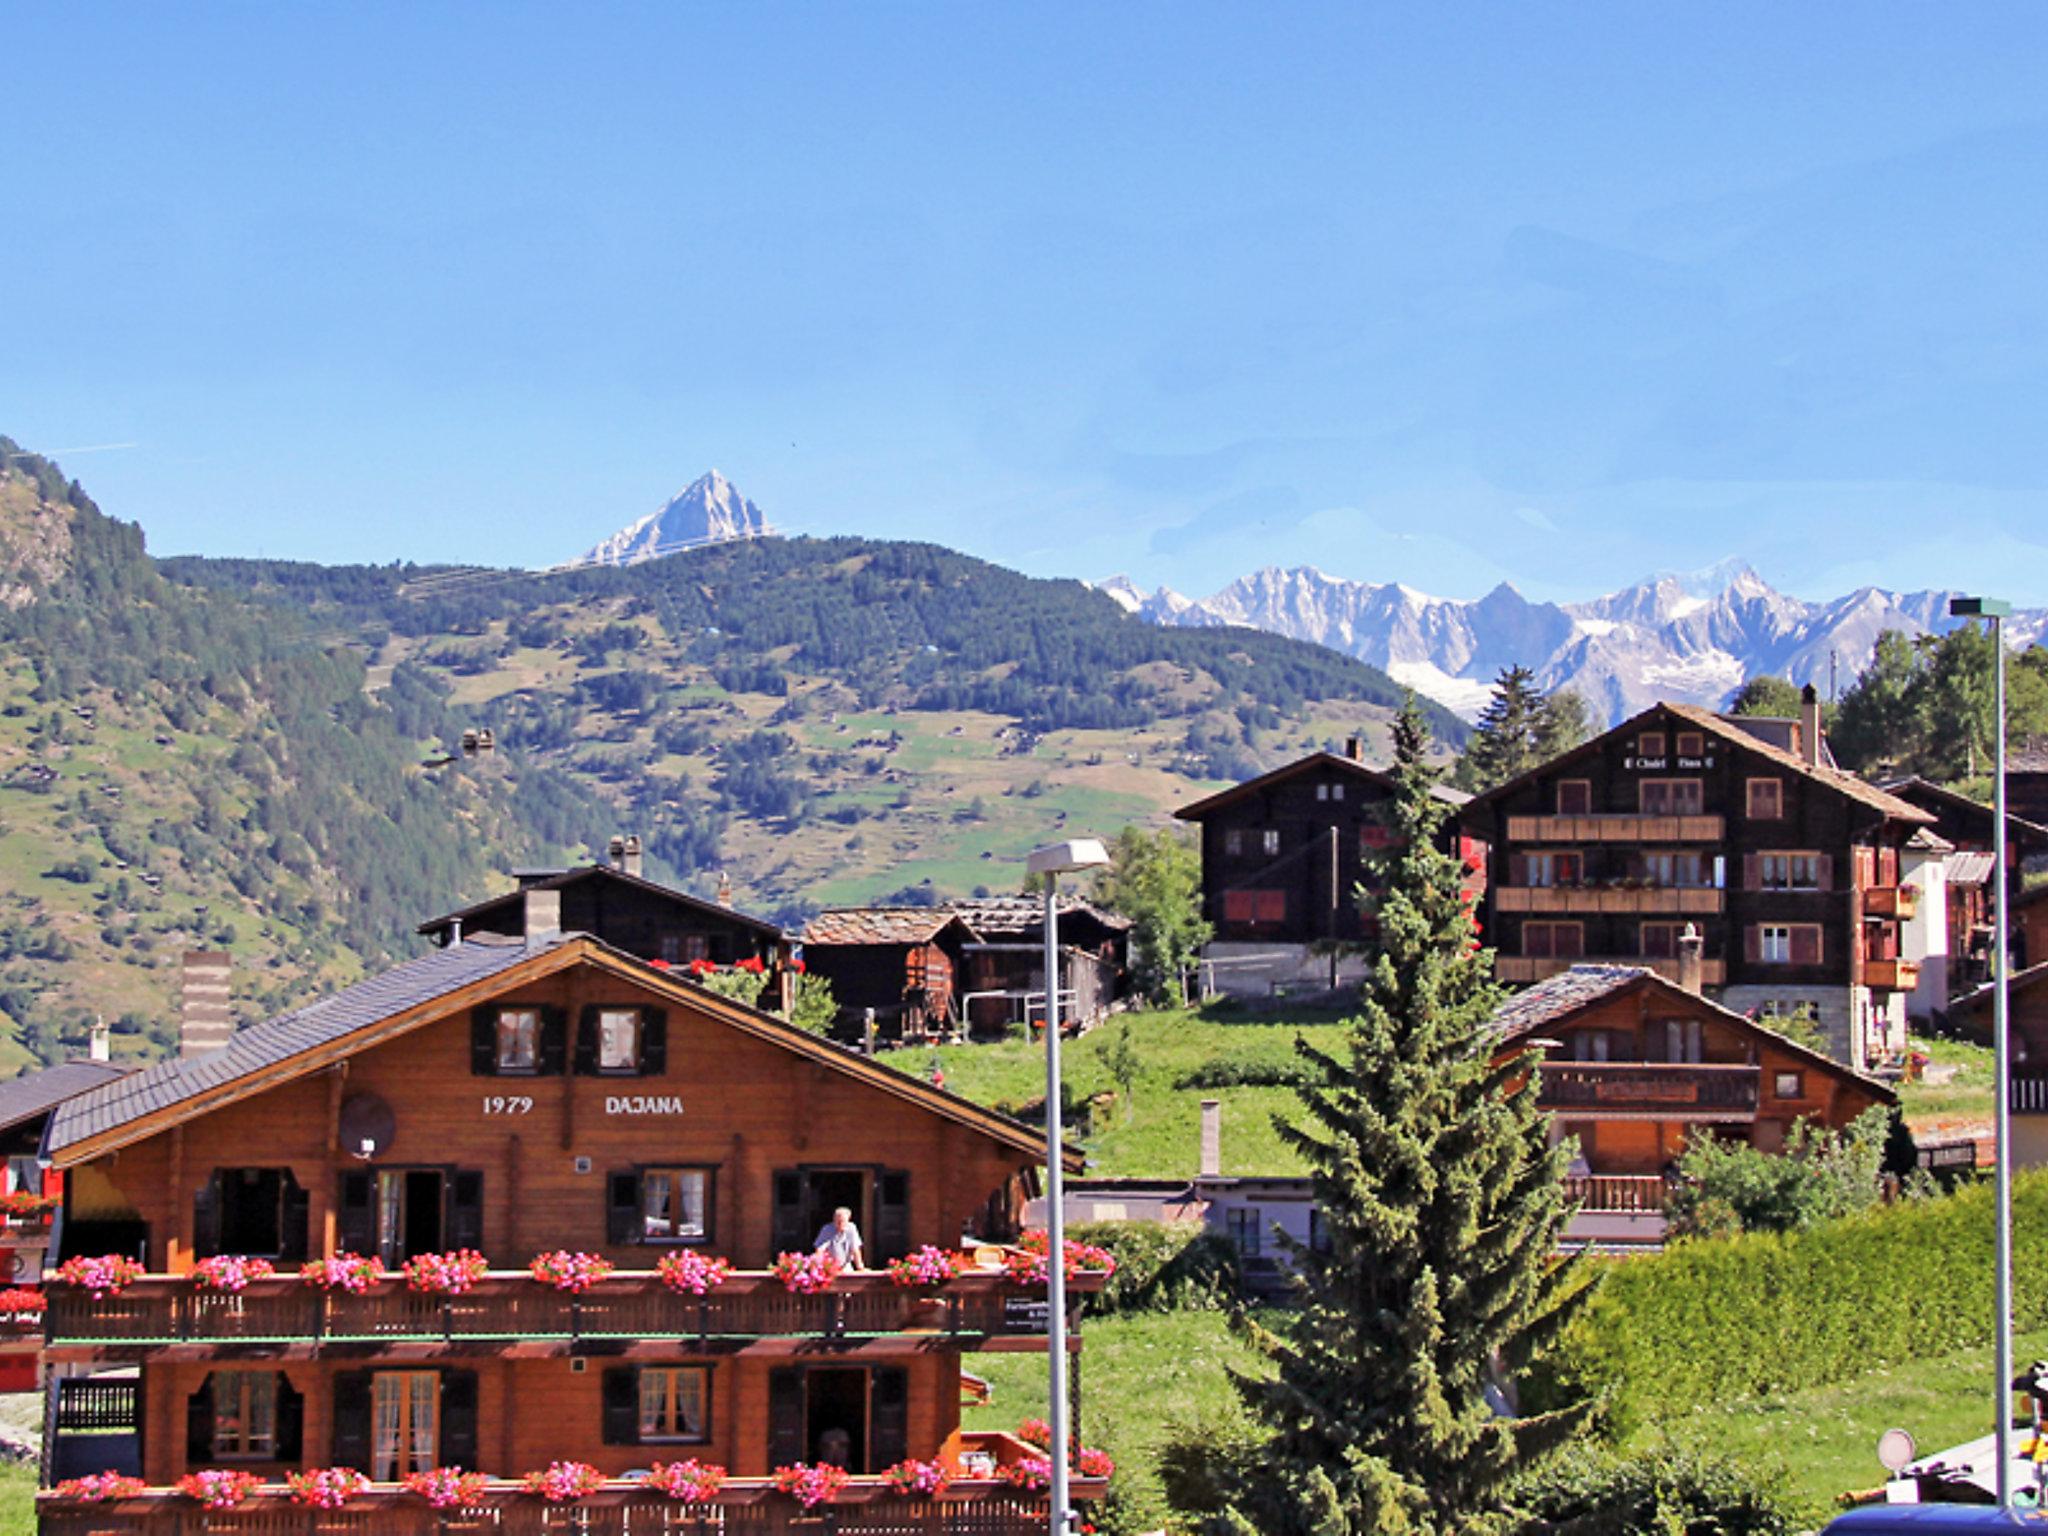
1951, 595, 2014, 1503
1025, 837, 1110, 1536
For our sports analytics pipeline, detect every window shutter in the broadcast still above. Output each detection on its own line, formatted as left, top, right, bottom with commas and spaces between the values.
601, 1367, 639, 1445
1817, 856, 1833, 892
192, 1171, 222, 1261
185, 1375, 215, 1468
870, 1366, 909, 1471
280, 1174, 311, 1265
448, 1171, 485, 1252
1745, 925, 1762, 964
1792, 926, 1821, 966
337, 1171, 376, 1256
1508, 854, 1528, 887
768, 1368, 805, 1468
537, 1008, 568, 1076
330, 1370, 373, 1473
471, 1007, 498, 1076
440, 1369, 480, 1470
276, 1374, 305, 1461
574, 1007, 601, 1077
638, 1007, 668, 1077
772, 1172, 807, 1255
607, 1172, 642, 1246
874, 1170, 911, 1265
1743, 855, 1760, 891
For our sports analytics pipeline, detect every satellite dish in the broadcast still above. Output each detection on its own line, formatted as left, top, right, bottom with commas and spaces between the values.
338, 1094, 397, 1160
1878, 1427, 1917, 1474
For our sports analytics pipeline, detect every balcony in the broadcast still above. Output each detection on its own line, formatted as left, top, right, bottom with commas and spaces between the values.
1864, 885, 1920, 920
38, 1436, 1105, 1536
1562, 1174, 1673, 1213
2013, 1075, 2048, 1116
42, 1270, 1107, 1363
1505, 814, 1724, 844
1538, 1063, 1760, 1118
1864, 958, 1921, 991
1497, 955, 1727, 986
1496, 886, 1723, 916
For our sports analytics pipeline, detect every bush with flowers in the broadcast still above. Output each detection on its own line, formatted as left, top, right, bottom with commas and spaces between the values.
646, 1459, 726, 1502
886, 1245, 964, 1288
656, 1250, 734, 1296
192, 1255, 276, 1292
1001, 1230, 1116, 1286
402, 1249, 490, 1296
999, 1457, 1052, 1493
882, 1458, 951, 1497
772, 1462, 849, 1508
175, 1469, 264, 1509
0, 1189, 58, 1220
0, 1287, 44, 1318
53, 1254, 144, 1298
1076, 1447, 1114, 1479
286, 1468, 370, 1508
402, 1467, 490, 1508
51, 1471, 144, 1502
522, 1461, 604, 1502
771, 1250, 842, 1295
1016, 1417, 1053, 1450
300, 1253, 382, 1293
528, 1250, 613, 1293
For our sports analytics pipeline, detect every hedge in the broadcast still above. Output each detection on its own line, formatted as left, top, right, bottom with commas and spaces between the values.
1064, 1219, 1241, 1316
1529, 1169, 2048, 1435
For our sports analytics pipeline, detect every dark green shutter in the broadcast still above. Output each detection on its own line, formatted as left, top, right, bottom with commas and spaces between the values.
330, 1370, 373, 1472
337, 1171, 375, 1256
767, 1368, 804, 1467
574, 1007, 601, 1076
192, 1172, 222, 1261
471, 1007, 498, 1076
607, 1172, 642, 1246
601, 1368, 638, 1445
869, 1366, 909, 1471
185, 1375, 215, 1467
638, 1007, 667, 1076
874, 1170, 911, 1264
771, 1171, 806, 1255
439, 1370, 479, 1470
279, 1173, 310, 1265
537, 1007, 568, 1076
276, 1374, 304, 1461
448, 1171, 485, 1252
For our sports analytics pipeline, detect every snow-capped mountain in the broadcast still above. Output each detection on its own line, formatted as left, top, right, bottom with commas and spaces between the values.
1098, 562, 2048, 723
574, 471, 771, 568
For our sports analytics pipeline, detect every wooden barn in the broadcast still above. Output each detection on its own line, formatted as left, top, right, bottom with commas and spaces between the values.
948, 896, 1131, 1037
799, 909, 979, 1043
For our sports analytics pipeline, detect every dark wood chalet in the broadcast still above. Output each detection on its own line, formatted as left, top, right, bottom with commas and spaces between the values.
32, 922, 1101, 1534
2023, 884, 2048, 972
1953, 962, 2048, 1169
1174, 740, 1481, 998
1460, 694, 1935, 1068
948, 897, 1131, 1037
799, 910, 980, 1043
2010, 738, 2048, 829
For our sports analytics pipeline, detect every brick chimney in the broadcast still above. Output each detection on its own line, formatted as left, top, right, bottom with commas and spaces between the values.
180, 951, 234, 1058
1199, 1099, 1222, 1178
524, 887, 562, 945
1800, 684, 1822, 768
1676, 923, 1704, 996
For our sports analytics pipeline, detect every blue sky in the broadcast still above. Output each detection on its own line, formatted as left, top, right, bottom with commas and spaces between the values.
6, 3, 2048, 605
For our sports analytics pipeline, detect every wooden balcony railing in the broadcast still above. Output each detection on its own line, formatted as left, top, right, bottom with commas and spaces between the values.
1863, 885, 1920, 920
1538, 1063, 1759, 1116
1496, 886, 1723, 915
1505, 814, 1724, 844
43, 1271, 1106, 1361
1561, 1174, 1672, 1213
2013, 1075, 2048, 1116
1863, 958, 1921, 991
1497, 956, 1727, 987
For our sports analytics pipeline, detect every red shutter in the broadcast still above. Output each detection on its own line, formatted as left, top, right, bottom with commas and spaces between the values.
1257, 891, 1287, 923
1558, 925, 1584, 959
1743, 855, 1760, 891
1223, 892, 1252, 923
1791, 926, 1821, 965
1817, 856, 1833, 891
1744, 925, 1762, 964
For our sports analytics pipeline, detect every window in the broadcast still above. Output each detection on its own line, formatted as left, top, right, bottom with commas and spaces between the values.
1566, 1029, 1615, 1062
1260, 829, 1281, 857
640, 1169, 709, 1244
1656, 1019, 1704, 1064
371, 1372, 439, 1482
1225, 1206, 1262, 1257
1522, 922, 1584, 959
1524, 851, 1583, 888
1758, 853, 1823, 890
1221, 890, 1286, 925
1638, 731, 1667, 758
1307, 1208, 1332, 1254
1756, 925, 1822, 965
1315, 782, 1345, 802
495, 1008, 539, 1074
1223, 829, 1243, 857
1640, 851, 1711, 888
1676, 732, 1705, 758
638, 1367, 710, 1442
1639, 922, 1684, 959
1746, 778, 1785, 819
1639, 780, 1704, 816
1774, 1071, 1805, 1099
1555, 780, 1592, 815
658, 934, 710, 965
597, 1009, 641, 1073
212, 1371, 278, 1460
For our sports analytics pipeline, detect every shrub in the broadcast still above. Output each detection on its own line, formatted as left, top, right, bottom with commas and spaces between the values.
1065, 1220, 1239, 1315
1508, 1443, 1798, 1534
1173, 1049, 1314, 1091
1664, 1106, 1890, 1237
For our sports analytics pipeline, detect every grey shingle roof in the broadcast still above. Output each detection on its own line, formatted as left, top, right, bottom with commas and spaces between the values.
48, 937, 551, 1154
0, 1060, 131, 1136
1489, 965, 1653, 1042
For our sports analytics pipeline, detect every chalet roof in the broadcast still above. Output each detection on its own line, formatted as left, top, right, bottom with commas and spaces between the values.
1716, 714, 1840, 769
1952, 960, 2048, 1019
2011, 738, 2048, 774
47, 934, 1073, 1170
417, 864, 784, 942
0, 1059, 130, 1137
1173, 750, 1471, 822
802, 908, 980, 947
1459, 701, 1935, 827
1876, 775, 2048, 849
1945, 851, 1997, 887
948, 896, 1132, 938
1486, 963, 1896, 1104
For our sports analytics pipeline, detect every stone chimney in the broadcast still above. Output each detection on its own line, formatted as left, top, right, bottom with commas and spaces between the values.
1345, 736, 1363, 762
1800, 684, 1822, 768
1676, 923, 1704, 996
89, 1016, 110, 1063
608, 834, 644, 878
716, 871, 733, 909
1199, 1098, 1222, 1178
180, 951, 234, 1058
524, 887, 563, 945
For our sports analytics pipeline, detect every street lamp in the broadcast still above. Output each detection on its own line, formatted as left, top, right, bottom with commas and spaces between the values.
1025, 836, 1110, 1536
1951, 595, 2015, 1503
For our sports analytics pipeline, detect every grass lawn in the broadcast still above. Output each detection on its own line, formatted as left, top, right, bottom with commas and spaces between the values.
0, 1463, 31, 1536
1898, 1034, 1997, 1127
878, 1004, 1354, 1177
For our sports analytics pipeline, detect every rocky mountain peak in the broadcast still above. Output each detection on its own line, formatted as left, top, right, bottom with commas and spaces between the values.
574, 471, 772, 569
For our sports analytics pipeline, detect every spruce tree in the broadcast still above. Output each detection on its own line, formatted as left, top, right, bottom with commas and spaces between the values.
1454, 667, 1586, 792
1211, 697, 1594, 1536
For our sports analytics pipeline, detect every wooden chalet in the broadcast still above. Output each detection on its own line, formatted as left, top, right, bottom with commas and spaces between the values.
1488, 955, 1895, 1211
2023, 884, 2048, 972
1174, 738, 1481, 998
32, 915, 1102, 1533
948, 896, 1131, 1037
1954, 962, 2048, 1169
1460, 693, 1936, 1068
799, 909, 979, 1043
2010, 738, 2048, 829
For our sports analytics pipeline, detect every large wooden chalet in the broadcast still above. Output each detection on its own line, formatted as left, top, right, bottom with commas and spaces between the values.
1175, 739, 1481, 998
1460, 694, 1935, 1068
33, 906, 1101, 1534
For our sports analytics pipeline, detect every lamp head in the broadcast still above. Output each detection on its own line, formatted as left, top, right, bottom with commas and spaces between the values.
1026, 838, 1111, 878
1949, 596, 2013, 618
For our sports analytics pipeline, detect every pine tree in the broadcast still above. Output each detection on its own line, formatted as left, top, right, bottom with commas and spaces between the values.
1209, 697, 1595, 1535
1454, 667, 1587, 792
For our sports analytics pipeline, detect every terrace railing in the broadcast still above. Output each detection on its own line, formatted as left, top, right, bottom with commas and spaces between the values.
1538, 1063, 1759, 1115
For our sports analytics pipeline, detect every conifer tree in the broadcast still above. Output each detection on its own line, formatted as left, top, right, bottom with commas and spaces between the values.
1209, 697, 1594, 1535
1454, 667, 1588, 792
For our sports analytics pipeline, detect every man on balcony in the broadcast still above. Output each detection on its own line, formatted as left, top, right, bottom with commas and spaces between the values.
814, 1206, 866, 1269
